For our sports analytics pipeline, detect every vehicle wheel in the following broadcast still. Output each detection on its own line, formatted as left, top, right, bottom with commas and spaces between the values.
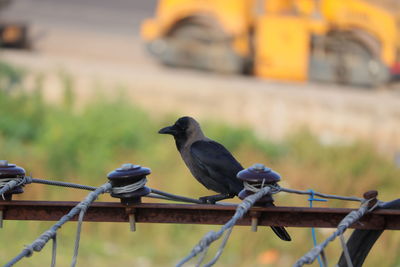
149, 21, 244, 74
309, 34, 389, 87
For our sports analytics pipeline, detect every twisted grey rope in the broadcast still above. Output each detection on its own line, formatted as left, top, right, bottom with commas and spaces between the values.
339, 234, 353, 267
105, 178, 204, 204
0, 179, 20, 199
278, 187, 363, 202
30, 178, 98, 191
176, 186, 272, 267
149, 188, 204, 204
202, 227, 233, 267
243, 180, 266, 193
71, 210, 86, 267
5, 182, 112, 267
51, 235, 57, 267
0, 177, 31, 198
0, 178, 20, 190
293, 199, 378, 267
1, 175, 212, 204
0, 176, 98, 197
245, 182, 363, 202
111, 178, 148, 194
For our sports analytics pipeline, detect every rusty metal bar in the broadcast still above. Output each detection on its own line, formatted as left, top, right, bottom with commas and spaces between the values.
1, 200, 400, 229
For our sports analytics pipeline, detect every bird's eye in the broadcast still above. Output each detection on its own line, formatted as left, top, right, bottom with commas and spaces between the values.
175, 123, 183, 130
175, 123, 188, 132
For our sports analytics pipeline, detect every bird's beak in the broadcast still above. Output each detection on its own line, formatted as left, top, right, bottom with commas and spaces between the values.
158, 125, 177, 135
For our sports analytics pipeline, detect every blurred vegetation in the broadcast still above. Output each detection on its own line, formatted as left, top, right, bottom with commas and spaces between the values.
0, 62, 399, 267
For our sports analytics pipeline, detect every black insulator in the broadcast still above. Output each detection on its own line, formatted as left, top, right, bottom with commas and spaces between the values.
237, 163, 281, 183
0, 160, 26, 200
107, 163, 151, 205
237, 163, 281, 206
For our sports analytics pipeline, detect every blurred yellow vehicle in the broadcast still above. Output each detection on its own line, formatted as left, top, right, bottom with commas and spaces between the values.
0, 0, 29, 49
141, 0, 400, 87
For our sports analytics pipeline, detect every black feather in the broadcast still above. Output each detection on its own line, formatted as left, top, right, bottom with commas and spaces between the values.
190, 140, 243, 194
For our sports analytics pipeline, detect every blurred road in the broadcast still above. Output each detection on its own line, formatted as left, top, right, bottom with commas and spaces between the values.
1, 0, 158, 64
2, 0, 157, 35
1, 0, 400, 156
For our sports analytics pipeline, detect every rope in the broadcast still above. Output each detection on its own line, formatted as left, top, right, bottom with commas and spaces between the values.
5, 182, 112, 267
244, 183, 362, 203
279, 187, 363, 202
2, 174, 209, 204
51, 235, 57, 267
176, 185, 273, 267
1, 176, 206, 204
0, 176, 99, 200
31, 178, 97, 191
0, 178, 19, 188
150, 188, 204, 204
0, 179, 20, 199
243, 180, 266, 193
339, 234, 353, 267
203, 227, 233, 267
71, 210, 85, 267
111, 178, 147, 194
196, 246, 209, 267
293, 199, 379, 267
0, 177, 31, 199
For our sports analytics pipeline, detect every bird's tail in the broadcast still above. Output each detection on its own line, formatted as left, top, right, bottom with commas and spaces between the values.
266, 202, 291, 241
270, 226, 291, 241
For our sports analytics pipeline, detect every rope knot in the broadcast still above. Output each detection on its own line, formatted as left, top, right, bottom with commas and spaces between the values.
243, 180, 265, 193
243, 181, 280, 194
31, 230, 56, 252
0, 178, 22, 188
192, 231, 217, 255
0, 177, 28, 200
22, 176, 33, 185
23, 245, 34, 258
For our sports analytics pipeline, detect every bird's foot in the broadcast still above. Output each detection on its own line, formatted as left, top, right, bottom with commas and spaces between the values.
199, 196, 217, 204
199, 194, 234, 204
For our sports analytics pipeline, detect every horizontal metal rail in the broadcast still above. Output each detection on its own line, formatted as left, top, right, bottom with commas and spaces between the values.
1, 201, 400, 229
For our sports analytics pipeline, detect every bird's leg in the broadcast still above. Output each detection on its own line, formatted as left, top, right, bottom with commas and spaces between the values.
199, 193, 235, 204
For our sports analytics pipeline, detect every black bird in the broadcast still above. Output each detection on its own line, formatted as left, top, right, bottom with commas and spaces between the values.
159, 116, 291, 241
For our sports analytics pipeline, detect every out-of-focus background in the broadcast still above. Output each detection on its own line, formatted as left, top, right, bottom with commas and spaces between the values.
0, 0, 400, 266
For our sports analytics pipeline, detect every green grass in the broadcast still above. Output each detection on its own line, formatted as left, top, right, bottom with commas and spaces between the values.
0, 63, 399, 266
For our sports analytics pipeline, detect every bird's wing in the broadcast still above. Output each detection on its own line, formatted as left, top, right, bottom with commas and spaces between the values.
190, 140, 244, 194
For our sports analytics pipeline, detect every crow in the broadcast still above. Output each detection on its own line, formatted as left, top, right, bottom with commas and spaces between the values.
159, 116, 291, 241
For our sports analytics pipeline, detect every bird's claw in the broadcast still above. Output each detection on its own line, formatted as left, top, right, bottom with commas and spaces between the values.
199, 196, 217, 204
199, 194, 234, 204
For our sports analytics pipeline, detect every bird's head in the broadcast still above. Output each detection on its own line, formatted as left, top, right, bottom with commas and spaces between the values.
159, 116, 204, 145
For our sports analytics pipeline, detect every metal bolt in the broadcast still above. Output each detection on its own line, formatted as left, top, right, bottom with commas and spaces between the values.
252, 163, 265, 171
121, 163, 137, 170
363, 190, 378, 209
129, 214, 136, 232
0, 160, 8, 167
250, 211, 260, 232
363, 190, 378, 200
251, 217, 258, 232
126, 208, 136, 232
